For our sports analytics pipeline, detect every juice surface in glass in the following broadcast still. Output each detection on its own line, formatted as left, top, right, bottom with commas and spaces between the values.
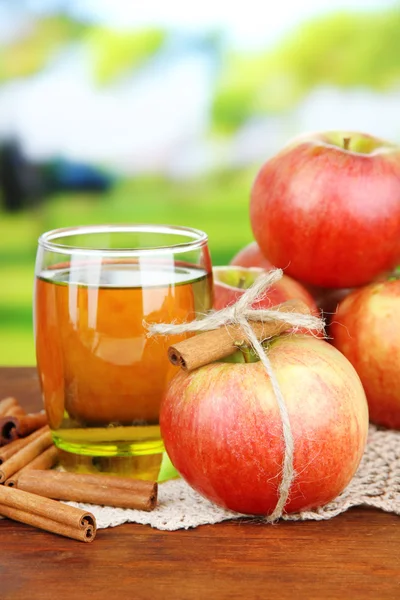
35, 261, 212, 469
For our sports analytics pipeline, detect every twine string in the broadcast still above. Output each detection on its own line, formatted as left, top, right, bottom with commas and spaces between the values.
148, 268, 325, 520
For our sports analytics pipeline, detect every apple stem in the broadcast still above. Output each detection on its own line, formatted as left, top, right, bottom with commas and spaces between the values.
241, 347, 252, 363
237, 276, 246, 289
233, 340, 252, 363
343, 137, 351, 151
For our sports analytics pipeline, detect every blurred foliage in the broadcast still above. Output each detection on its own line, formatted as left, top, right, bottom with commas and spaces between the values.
0, 16, 84, 81
2, 8, 399, 118
86, 28, 166, 85
0, 16, 165, 85
212, 9, 400, 133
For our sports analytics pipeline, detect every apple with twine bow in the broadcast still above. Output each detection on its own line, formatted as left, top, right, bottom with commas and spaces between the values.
331, 274, 400, 429
150, 270, 369, 518
250, 132, 400, 288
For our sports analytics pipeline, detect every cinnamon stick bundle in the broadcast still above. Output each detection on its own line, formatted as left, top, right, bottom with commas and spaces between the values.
0, 429, 53, 483
0, 426, 49, 465
0, 485, 96, 542
0, 411, 48, 443
5, 445, 59, 487
16, 470, 158, 512
168, 298, 311, 371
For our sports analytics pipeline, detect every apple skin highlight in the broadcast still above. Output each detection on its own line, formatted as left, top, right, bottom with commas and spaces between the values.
250, 133, 400, 288
160, 335, 368, 516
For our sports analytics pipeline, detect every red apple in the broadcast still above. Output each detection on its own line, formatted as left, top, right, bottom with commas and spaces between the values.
160, 335, 368, 515
330, 277, 400, 429
213, 265, 318, 314
250, 131, 400, 288
230, 241, 273, 270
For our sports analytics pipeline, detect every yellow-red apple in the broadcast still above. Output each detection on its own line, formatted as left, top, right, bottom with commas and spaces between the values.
331, 277, 400, 429
160, 335, 368, 515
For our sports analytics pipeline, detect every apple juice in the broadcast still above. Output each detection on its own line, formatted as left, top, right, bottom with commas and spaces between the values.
35, 261, 212, 468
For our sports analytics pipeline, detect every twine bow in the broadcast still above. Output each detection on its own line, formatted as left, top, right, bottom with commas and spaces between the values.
148, 268, 325, 521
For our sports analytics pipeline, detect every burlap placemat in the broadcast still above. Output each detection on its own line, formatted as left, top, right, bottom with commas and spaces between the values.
66, 425, 400, 531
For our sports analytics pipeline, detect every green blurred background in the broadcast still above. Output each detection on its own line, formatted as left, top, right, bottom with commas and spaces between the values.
1, 0, 400, 365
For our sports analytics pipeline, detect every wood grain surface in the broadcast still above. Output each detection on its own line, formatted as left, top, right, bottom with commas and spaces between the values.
0, 368, 399, 600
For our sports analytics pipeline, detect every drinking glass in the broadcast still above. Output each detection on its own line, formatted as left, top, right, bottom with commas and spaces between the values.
34, 224, 213, 479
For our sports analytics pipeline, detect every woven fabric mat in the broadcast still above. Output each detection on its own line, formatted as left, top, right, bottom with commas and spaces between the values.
67, 425, 400, 531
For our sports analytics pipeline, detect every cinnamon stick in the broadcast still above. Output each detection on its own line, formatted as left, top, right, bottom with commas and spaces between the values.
0, 417, 19, 445
0, 485, 96, 542
0, 429, 53, 483
168, 299, 311, 371
0, 426, 49, 464
3, 405, 26, 418
0, 397, 19, 417
27, 470, 158, 494
0, 411, 48, 443
16, 470, 158, 512
5, 446, 59, 487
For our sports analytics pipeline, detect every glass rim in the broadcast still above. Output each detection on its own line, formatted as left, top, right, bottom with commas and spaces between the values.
37, 224, 209, 256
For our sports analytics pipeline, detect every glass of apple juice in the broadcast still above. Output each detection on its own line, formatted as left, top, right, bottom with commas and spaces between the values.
34, 224, 213, 480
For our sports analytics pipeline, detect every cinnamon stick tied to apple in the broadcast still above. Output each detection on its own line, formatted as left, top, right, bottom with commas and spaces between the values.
149, 269, 325, 371
148, 267, 326, 522
151, 269, 325, 372
168, 298, 313, 371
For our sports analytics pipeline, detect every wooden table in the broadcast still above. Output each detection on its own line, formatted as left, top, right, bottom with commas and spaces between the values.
1, 368, 399, 600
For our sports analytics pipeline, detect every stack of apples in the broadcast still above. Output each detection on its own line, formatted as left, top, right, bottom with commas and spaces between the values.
224, 131, 400, 430
160, 131, 400, 517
